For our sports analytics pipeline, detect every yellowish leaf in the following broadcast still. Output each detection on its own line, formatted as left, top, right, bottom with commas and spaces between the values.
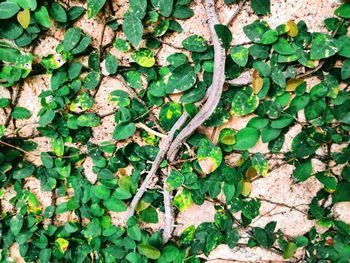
286, 20, 298, 37
252, 70, 263, 94
55, 238, 69, 253
17, 9, 30, 29
245, 167, 258, 181
286, 79, 304, 92
241, 181, 251, 197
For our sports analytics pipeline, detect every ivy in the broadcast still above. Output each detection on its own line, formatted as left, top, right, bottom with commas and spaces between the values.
0, 0, 350, 262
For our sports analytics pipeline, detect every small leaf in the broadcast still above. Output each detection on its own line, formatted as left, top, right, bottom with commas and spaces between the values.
123, 12, 143, 47
335, 3, 350, 18
182, 35, 207, 52
286, 20, 298, 37
233, 127, 260, 150
219, 128, 236, 145
55, 238, 69, 253
251, 0, 270, 15
230, 46, 249, 67
17, 9, 30, 29
138, 244, 161, 260
283, 242, 298, 259
151, 0, 173, 17
105, 52, 118, 75
10, 214, 23, 235
286, 79, 304, 92
252, 70, 264, 94
0, 2, 20, 19
34, 6, 51, 28
293, 159, 312, 182
87, 0, 106, 18
113, 122, 136, 141
159, 102, 183, 131
197, 141, 223, 174
310, 33, 338, 60
174, 188, 192, 212
241, 181, 251, 197
214, 24, 232, 49
12, 107, 31, 119
63, 28, 81, 51
131, 48, 155, 68
50, 2, 67, 23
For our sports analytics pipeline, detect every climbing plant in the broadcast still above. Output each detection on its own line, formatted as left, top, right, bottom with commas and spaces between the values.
0, 0, 350, 262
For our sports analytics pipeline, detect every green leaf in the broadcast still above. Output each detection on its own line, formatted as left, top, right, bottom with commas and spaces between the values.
283, 242, 298, 259
109, 90, 130, 107
166, 170, 184, 191
34, 6, 51, 28
341, 59, 350, 80
151, 0, 173, 17
130, 0, 147, 19
50, 2, 67, 23
83, 71, 100, 90
167, 64, 197, 93
310, 33, 338, 60
243, 21, 269, 44
251, 0, 270, 15
338, 35, 350, 58
293, 159, 312, 182
76, 113, 101, 127
0, 125, 6, 139
272, 38, 294, 55
105, 52, 118, 75
154, 19, 169, 37
159, 245, 180, 262
174, 188, 192, 212
159, 102, 183, 131
333, 181, 350, 203
131, 48, 155, 68
123, 12, 143, 47
219, 128, 236, 145
87, 0, 106, 18
103, 198, 127, 212
113, 122, 136, 140
140, 207, 158, 223
39, 109, 55, 126
197, 141, 223, 174
252, 153, 268, 176
138, 244, 161, 260
182, 35, 207, 52
231, 88, 259, 116
10, 214, 23, 235
0, 46, 21, 63
214, 24, 232, 49
233, 127, 260, 150
335, 3, 350, 18
51, 137, 64, 157
63, 28, 81, 51
261, 29, 278, 45
172, 5, 194, 19
0, 2, 20, 19
12, 107, 31, 119
230, 46, 249, 67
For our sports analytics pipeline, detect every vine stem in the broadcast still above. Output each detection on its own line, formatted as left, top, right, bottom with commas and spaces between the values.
166, 0, 227, 162
127, 114, 188, 218
162, 168, 174, 243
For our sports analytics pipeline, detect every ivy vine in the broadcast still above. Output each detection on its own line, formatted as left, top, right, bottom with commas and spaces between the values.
1, 0, 350, 262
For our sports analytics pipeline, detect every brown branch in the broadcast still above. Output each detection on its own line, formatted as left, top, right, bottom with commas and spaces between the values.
162, 169, 174, 243
225, 0, 248, 26
127, 113, 188, 218
166, 0, 227, 162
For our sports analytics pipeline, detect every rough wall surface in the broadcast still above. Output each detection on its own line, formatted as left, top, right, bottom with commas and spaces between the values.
0, 0, 345, 262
